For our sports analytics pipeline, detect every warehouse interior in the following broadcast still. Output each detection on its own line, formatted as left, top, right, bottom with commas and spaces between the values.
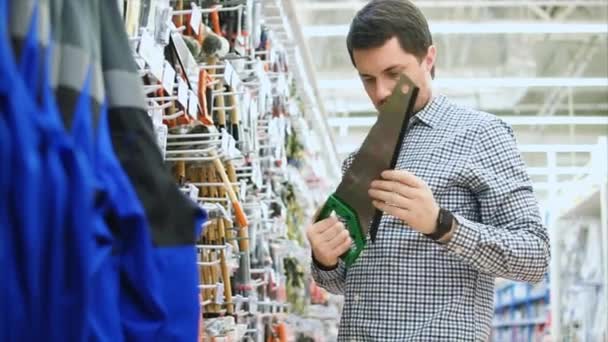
1, 0, 606, 341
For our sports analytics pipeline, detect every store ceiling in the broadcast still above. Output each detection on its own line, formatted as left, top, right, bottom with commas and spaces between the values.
290, 0, 608, 201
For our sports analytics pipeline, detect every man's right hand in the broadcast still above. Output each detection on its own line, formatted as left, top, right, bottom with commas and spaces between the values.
306, 216, 352, 269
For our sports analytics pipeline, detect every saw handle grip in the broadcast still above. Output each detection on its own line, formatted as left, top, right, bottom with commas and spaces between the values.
316, 194, 366, 268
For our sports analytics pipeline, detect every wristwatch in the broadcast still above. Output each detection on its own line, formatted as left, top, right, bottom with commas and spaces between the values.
425, 208, 454, 241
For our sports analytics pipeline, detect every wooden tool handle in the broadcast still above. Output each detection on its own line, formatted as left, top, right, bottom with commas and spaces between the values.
225, 162, 239, 195
174, 0, 183, 27
219, 249, 233, 314
210, 151, 248, 228
210, 8, 221, 35
207, 165, 219, 198
175, 160, 186, 184
197, 69, 213, 125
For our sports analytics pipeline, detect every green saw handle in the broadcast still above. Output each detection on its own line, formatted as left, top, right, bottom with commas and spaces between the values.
316, 194, 366, 267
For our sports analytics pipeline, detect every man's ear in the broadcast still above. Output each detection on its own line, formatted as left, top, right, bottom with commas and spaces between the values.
424, 45, 437, 75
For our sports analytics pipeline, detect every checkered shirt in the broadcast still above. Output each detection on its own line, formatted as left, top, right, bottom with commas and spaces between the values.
312, 94, 550, 341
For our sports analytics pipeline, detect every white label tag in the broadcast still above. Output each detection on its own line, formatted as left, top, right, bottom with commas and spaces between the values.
223, 61, 234, 86
190, 4, 202, 34
215, 283, 225, 304
223, 61, 242, 90
154, 124, 168, 160
139, 30, 164, 81
189, 184, 200, 201
241, 90, 251, 124
177, 78, 188, 108
188, 90, 198, 119
161, 61, 176, 94
154, 6, 173, 45
221, 129, 230, 156
151, 107, 163, 126
249, 98, 258, 120
234, 34, 247, 56
239, 180, 247, 201
226, 243, 233, 261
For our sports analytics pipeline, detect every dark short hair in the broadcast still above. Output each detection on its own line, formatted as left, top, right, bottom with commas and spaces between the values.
346, 0, 435, 78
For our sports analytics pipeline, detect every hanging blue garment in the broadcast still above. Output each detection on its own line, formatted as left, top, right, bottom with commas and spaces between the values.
36, 40, 92, 342
0, 110, 11, 342
94, 100, 168, 341
0, 1, 41, 340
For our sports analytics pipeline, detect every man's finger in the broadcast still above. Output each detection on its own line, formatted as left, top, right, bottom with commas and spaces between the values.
328, 230, 350, 251
312, 216, 339, 234
368, 189, 412, 209
370, 180, 417, 199
328, 229, 350, 250
373, 200, 411, 222
319, 222, 345, 242
335, 235, 353, 256
381, 170, 423, 188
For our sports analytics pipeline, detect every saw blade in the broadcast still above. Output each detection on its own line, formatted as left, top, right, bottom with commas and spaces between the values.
334, 74, 418, 239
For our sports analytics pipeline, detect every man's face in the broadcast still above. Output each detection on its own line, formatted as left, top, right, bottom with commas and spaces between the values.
353, 36, 436, 112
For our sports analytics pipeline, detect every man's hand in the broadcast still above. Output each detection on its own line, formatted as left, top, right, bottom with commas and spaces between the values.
306, 216, 352, 268
368, 170, 439, 235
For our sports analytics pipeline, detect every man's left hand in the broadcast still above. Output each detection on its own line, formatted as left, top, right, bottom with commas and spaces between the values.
368, 170, 439, 235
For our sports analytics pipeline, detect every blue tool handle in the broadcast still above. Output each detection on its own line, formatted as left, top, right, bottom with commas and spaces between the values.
316, 194, 366, 267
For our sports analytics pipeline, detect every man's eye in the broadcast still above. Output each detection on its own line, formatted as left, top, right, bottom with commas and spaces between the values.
388, 72, 399, 79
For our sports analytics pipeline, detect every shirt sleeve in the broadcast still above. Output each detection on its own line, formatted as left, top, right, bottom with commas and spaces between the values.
309, 151, 357, 294
444, 118, 550, 283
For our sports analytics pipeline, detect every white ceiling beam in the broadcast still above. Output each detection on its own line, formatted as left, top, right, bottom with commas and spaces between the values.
297, 1, 608, 10
303, 22, 608, 37
328, 116, 608, 129
319, 77, 608, 89
325, 102, 608, 113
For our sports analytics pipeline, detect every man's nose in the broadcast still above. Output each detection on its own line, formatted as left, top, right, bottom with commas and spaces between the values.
375, 79, 394, 106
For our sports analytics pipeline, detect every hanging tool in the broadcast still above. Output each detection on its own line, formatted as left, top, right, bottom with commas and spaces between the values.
315, 74, 418, 267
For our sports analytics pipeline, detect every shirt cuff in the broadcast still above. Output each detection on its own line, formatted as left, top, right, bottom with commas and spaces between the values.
444, 213, 482, 261
311, 257, 345, 282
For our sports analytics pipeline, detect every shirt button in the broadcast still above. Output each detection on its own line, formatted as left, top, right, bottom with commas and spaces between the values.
453, 246, 463, 254
354, 294, 362, 303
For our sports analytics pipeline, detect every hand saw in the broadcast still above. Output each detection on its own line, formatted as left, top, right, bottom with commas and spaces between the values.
316, 74, 418, 267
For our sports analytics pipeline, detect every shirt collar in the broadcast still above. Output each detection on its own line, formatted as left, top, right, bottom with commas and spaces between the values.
411, 94, 449, 129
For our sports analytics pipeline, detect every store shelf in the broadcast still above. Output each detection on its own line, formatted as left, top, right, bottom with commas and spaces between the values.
495, 291, 550, 312
493, 317, 547, 328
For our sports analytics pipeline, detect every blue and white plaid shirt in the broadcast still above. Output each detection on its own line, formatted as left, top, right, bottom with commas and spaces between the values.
312, 94, 550, 341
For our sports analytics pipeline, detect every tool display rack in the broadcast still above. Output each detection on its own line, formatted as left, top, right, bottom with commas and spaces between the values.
492, 137, 608, 342
121, 0, 338, 340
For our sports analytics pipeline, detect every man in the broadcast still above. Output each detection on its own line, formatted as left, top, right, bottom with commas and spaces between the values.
306, 1, 550, 340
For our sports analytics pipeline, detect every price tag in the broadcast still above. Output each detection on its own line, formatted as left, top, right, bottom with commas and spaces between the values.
249, 98, 258, 119
177, 78, 188, 108
162, 61, 176, 93
223, 61, 242, 89
188, 184, 200, 201
150, 107, 163, 126
154, 124, 168, 160
154, 6, 173, 45
188, 90, 198, 119
226, 243, 233, 261
234, 34, 247, 56
221, 129, 231, 156
215, 283, 225, 305
190, 4, 202, 34
239, 180, 247, 201
139, 30, 164, 81
241, 90, 251, 124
